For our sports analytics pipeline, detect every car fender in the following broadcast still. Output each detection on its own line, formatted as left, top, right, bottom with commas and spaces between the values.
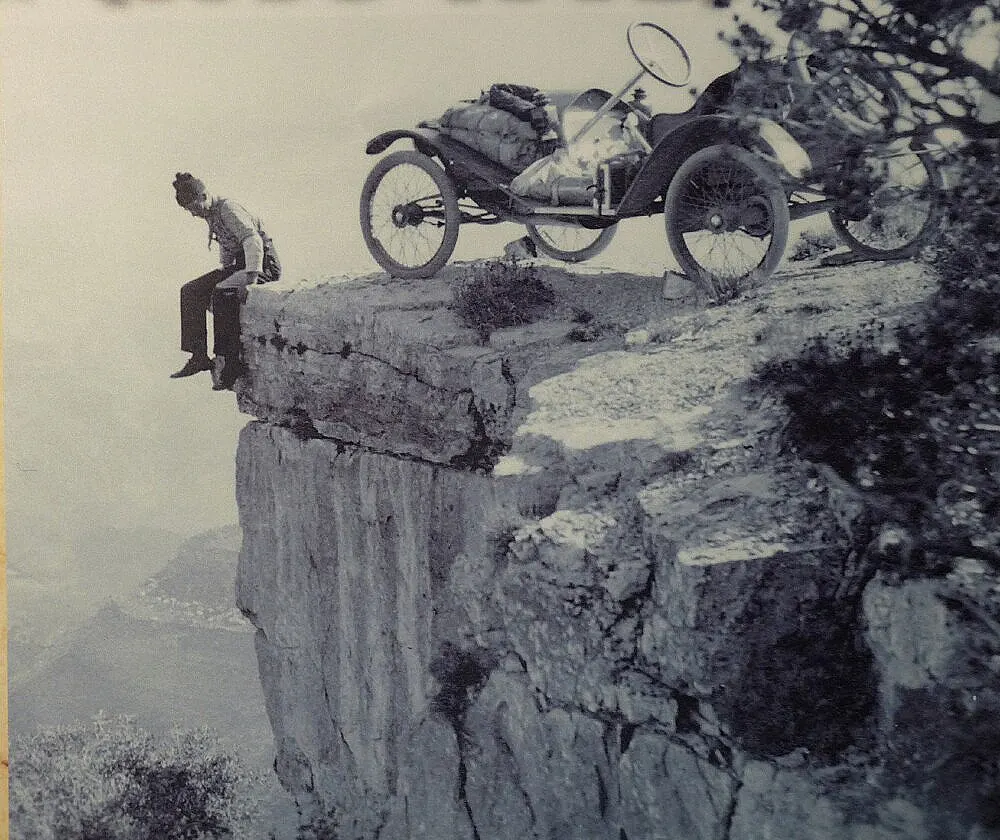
615, 115, 746, 216
365, 128, 444, 158
616, 114, 806, 216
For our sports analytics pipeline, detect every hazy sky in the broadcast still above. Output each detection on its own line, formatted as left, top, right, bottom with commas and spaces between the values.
0, 0, 756, 611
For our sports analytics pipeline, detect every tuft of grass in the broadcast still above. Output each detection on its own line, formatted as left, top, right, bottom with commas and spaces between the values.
789, 228, 841, 261
567, 323, 608, 342
451, 257, 555, 341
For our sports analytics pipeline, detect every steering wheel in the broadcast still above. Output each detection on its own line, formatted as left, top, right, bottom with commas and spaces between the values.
628, 22, 692, 88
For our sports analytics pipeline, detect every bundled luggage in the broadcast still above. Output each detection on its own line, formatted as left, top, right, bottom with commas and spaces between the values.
435, 83, 650, 206
437, 84, 558, 173
439, 103, 545, 171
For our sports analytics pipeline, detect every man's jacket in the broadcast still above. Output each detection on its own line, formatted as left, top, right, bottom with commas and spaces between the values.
206, 197, 273, 274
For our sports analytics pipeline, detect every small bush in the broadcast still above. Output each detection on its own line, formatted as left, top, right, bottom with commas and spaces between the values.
295, 810, 340, 840
451, 257, 555, 340
10, 715, 262, 840
429, 641, 497, 729
789, 228, 840, 261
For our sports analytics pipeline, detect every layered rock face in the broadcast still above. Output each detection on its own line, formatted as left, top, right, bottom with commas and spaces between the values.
234, 263, 999, 840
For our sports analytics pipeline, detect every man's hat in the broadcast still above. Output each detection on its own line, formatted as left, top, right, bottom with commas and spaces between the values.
173, 172, 206, 206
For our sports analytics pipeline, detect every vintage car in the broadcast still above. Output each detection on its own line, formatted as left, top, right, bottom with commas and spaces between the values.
360, 22, 943, 295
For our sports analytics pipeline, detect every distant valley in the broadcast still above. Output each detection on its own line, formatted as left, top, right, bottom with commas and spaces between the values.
8, 524, 295, 836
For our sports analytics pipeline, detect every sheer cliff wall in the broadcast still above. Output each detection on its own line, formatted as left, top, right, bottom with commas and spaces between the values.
233, 265, 998, 840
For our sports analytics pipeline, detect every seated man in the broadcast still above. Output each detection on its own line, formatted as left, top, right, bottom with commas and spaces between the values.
170, 172, 281, 390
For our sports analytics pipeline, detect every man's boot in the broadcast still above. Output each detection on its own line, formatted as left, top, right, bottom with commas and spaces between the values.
212, 355, 245, 391
170, 353, 213, 378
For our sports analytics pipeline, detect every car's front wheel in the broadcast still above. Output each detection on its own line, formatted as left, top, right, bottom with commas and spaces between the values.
665, 143, 789, 299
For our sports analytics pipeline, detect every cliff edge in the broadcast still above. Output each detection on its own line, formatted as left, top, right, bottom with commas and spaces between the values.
232, 259, 998, 840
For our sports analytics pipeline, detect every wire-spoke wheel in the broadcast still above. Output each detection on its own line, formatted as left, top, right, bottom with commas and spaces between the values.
360, 150, 460, 278
665, 144, 789, 299
525, 223, 617, 262
830, 142, 944, 260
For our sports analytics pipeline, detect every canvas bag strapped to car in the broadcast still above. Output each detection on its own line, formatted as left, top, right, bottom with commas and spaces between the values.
442, 103, 539, 141
486, 84, 554, 135
439, 102, 550, 172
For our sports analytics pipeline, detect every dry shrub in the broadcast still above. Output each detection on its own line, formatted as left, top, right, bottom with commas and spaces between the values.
789, 228, 840, 261
10, 715, 262, 840
451, 257, 555, 340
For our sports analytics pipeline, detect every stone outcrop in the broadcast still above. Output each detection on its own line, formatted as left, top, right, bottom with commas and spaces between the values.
234, 261, 1000, 839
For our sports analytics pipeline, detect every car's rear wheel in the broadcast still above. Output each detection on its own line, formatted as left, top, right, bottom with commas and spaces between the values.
829, 142, 944, 260
665, 144, 789, 299
360, 150, 461, 278
525, 222, 617, 262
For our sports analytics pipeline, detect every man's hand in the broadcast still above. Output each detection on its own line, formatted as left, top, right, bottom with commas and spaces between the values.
245, 270, 263, 284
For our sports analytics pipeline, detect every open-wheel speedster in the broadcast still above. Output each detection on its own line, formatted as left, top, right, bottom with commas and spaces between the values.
361, 22, 944, 296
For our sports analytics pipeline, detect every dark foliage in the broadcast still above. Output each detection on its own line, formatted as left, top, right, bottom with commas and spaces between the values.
10, 716, 260, 840
295, 811, 341, 840
756, 147, 1000, 578
722, 0, 1000, 139
429, 641, 497, 730
729, 0, 1000, 581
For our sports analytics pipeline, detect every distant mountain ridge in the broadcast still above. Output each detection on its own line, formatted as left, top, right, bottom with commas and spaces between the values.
7, 522, 297, 839
9, 523, 250, 732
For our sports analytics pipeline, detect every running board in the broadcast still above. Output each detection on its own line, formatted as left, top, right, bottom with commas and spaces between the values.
499, 187, 618, 219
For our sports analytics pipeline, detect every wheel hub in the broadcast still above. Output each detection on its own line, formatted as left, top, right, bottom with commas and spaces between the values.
707, 211, 726, 232
703, 207, 736, 233
700, 197, 774, 237
391, 203, 424, 228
